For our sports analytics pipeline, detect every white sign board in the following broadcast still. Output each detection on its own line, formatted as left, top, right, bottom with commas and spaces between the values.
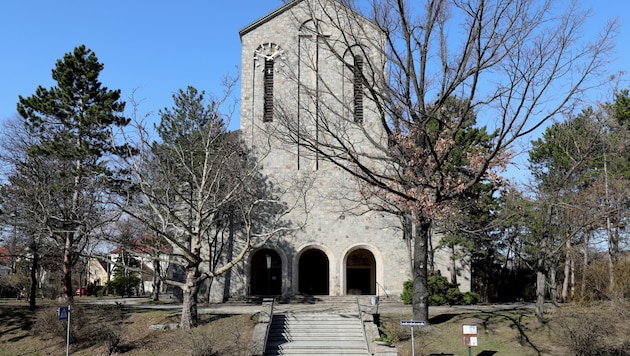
463, 324, 478, 347
400, 320, 426, 326
462, 324, 477, 334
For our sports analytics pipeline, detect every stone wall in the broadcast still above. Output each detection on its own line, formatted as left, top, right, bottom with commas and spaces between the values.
205, 0, 470, 303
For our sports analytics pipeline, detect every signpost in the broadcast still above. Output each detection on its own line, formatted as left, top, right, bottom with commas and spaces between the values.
400, 320, 426, 355
462, 324, 478, 356
58, 306, 71, 356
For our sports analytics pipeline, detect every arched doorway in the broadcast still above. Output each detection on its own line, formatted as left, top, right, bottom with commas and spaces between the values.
298, 249, 329, 295
346, 249, 376, 295
250, 249, 281, 296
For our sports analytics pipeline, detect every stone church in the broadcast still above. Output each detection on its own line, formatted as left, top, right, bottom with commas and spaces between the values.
210, 0, 470, 302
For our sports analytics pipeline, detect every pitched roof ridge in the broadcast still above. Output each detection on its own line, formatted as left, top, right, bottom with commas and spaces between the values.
239, 0, 370, 38
239, 0, 304, 37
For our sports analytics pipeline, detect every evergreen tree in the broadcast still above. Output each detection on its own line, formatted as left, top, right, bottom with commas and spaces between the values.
16, 45, 130, 302
528, 109, 605, 317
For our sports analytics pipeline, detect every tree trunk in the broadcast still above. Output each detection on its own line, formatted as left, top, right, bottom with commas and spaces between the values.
180, 266, 200, 330
535, 269, 546, 323
151, 258, 161, 301
549, 265, 558, 307
603, 156, 616, 294
570, 256, 575, 300
535, 234, 548, 323
63, 232, 74, 303
151, 279, 161, 301
449, 245, 457, 286
412, 216, 431, 323
562, 237, 571, 303
221, 217, 235, 302
607, 222, 616, 295
580, 232, 590, 301
535, 205, 553, 324
28, 244, 39, 310
404, 214, 414, 285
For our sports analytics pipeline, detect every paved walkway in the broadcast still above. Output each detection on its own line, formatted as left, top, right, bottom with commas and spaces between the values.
74, 296, 533, 316
69, 297, 534, 316
76, 296, 411, 315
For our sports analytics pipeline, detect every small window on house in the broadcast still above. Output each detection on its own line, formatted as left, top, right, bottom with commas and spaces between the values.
353, 55, 364, 123
263, 59, 274, 122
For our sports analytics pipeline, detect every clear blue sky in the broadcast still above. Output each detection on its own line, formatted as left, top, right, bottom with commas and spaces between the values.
0, 1, 628, 140
0, 0, 284, 131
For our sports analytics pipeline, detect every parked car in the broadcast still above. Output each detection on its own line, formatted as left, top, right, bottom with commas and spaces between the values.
74, 287, 87, 296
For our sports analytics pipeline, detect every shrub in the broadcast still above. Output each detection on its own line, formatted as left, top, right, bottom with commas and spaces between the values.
462, 291, 480, 305
401, 280, 413, 304
86, 282, 103, 296
188, 329, 214, 356
555, 307, 619, 356
32, 304, 67, 339
106, 275, 140, 296
33, 302, 130, 352
428, 273, 460, 306
401, 274, 478, 306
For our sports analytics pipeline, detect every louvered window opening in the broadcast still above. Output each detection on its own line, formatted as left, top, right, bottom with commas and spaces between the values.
263, 59, 274, 122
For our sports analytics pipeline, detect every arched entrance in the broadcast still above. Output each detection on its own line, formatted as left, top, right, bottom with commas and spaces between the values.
298, 249, 329, 295
346, 249, 376, 295
250, 249, 281, 296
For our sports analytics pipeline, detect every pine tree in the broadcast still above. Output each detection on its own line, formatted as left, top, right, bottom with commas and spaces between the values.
17, 45, 130, 302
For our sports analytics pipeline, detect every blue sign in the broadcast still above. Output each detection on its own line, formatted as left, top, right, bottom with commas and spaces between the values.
58, 306, 69, 321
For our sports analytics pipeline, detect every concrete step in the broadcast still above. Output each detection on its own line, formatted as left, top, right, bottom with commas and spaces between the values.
264, 312, 369, 355
266, 350, 368, 355
268, 336, 364, 342
268, 331, 365, 338
271, 312, 362, 319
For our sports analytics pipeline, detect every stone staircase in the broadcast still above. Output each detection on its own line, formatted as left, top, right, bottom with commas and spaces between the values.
264, 312, 369, 355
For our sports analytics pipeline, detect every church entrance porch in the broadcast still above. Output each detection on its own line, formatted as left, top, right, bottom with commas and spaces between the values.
250, 249, 282, 296
298, 249, 329, 295
345, 249, 376, 295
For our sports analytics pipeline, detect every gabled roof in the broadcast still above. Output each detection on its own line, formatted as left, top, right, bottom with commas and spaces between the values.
110, 235, 171, 255
239, 0, 373, 38
239, 0, 303, 38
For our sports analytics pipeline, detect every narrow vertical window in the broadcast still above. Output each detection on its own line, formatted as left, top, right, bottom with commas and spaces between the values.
353, 55, 364, 123
263, 59, 274, 122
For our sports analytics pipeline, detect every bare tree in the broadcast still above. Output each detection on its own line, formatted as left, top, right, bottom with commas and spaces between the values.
268, 0, 616, 323
0, 117, 73, 307
115, 85, 305, 329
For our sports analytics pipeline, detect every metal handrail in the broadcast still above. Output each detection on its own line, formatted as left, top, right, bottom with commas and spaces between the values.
356, 296, 371, 355
375, 281, 390, 299
261, 297, 275, 355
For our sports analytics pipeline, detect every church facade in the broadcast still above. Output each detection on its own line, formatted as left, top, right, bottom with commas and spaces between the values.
208, 0, 470, 302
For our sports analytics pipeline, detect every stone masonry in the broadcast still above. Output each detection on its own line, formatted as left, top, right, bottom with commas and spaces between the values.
206, 0, 470, 303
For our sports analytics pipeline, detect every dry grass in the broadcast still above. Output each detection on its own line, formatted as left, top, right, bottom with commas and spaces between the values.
2, 299, 630, 355
0, 300, 257, 356
381, 302, 630, 356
